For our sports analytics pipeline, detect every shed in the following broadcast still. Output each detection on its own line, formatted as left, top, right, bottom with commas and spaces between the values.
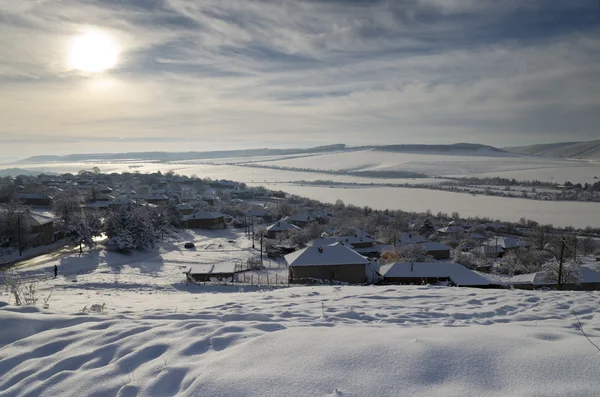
184, 264, 237, 283
380, 262, 494, 288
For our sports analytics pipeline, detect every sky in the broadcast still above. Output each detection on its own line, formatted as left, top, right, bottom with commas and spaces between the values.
0, 0, 599, 161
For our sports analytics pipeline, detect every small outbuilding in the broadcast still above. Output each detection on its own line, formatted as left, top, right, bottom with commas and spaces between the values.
379, 262, 495, 288
185, 264, 237, 283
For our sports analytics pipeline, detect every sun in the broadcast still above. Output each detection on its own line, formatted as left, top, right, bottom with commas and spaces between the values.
69, 30, 119, 72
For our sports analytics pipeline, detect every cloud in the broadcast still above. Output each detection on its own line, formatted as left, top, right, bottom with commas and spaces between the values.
0, 0, 599, 157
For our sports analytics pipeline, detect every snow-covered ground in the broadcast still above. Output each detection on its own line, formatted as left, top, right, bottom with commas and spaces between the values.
256, 184, 600, 228
251, 149, 600, 184
2, 230, 600, 396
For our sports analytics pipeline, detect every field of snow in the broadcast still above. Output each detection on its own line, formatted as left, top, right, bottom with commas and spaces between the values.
2, 235, 600, 397
251, 149, 600, 184
256, 184, 600, 228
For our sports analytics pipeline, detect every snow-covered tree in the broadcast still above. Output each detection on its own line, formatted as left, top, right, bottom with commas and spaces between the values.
52, 192, 81, 233
72, 214, 95, 254
396, 244, 434, 263
541, 258, 581, 285
129, 206, 158, 249
419, 219, 435, 238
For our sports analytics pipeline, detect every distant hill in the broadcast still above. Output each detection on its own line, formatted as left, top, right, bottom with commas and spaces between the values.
0, 168, 45, 177
370, 143, 508, 154
17, 144, 347, 164
16, 142, 512, 164
505, 140, 600, 160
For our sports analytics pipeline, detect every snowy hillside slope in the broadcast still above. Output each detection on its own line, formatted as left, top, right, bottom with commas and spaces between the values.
2, 233, 600, 396
506, 140, 600, 160
1, 285, 600, 397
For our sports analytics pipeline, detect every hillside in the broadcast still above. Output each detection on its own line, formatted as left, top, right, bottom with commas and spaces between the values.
16, 144, 347, 164
506, 140, 600, 160
16, 143, 508, 164
370, 143, 508, 154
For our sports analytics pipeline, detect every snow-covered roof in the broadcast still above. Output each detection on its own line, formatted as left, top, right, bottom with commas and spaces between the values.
266, 220, 301, 232
27, 212, 55, 226
15, 193, 50, 200
185, 263, 237, 275
511, 267, 600, 285
474, 245, 505, 255
247, 209, 268, 217
176, 203, 194, 210
285, 243, 370, 267
184, 211, 225, 220
484, 237, 529, 250
286, 213, 317, 223
313, 234, 376, 246
397, 232, 427, 245
437, 225, 465, 234
419, 241, 452, 252
380, 262, 494, 286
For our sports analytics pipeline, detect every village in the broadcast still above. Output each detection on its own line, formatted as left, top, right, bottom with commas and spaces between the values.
2, 169, 600, 293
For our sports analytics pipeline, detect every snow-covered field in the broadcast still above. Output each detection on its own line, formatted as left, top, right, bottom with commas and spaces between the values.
2, 230, 600, 396
258, 184, 600, 228
251, 149, 600, 184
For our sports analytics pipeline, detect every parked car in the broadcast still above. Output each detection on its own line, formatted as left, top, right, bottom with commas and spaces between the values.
184, 242, 195, 249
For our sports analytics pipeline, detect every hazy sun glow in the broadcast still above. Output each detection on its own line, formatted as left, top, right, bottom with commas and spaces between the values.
69, 30, 119, 72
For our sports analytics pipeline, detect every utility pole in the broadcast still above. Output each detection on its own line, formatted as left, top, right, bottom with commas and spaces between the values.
260, 233, 263, 264
557, 237, 565, 290
251, 218, 255, 249
18, 213, 22, 256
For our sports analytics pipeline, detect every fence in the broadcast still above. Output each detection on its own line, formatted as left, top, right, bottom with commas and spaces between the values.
235, 271, 289, 286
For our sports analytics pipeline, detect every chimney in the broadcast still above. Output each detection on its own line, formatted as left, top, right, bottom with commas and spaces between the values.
318, 247, 324, 254
410, 262, 414, 272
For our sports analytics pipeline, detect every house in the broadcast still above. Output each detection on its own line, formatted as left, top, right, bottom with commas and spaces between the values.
184, 264, 238, 283
26, 212, 56, 246
420, 242, 453, 259
246, 209, 272, 222
15, 193, 52, 206
379, 262, 496, 288
183, 211, 226, 229
285, 243, 373, 284
397, 232, 428, 246
176, 203, 194, 215
265, 220, 301, 238
141, 194, 169, 205
437, 225, 465, 235
510, 267, 600, 291
484, 237, 530, 253
474, 245, 505, 258
313, 234, 376, 249
286, 213, 317, 227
